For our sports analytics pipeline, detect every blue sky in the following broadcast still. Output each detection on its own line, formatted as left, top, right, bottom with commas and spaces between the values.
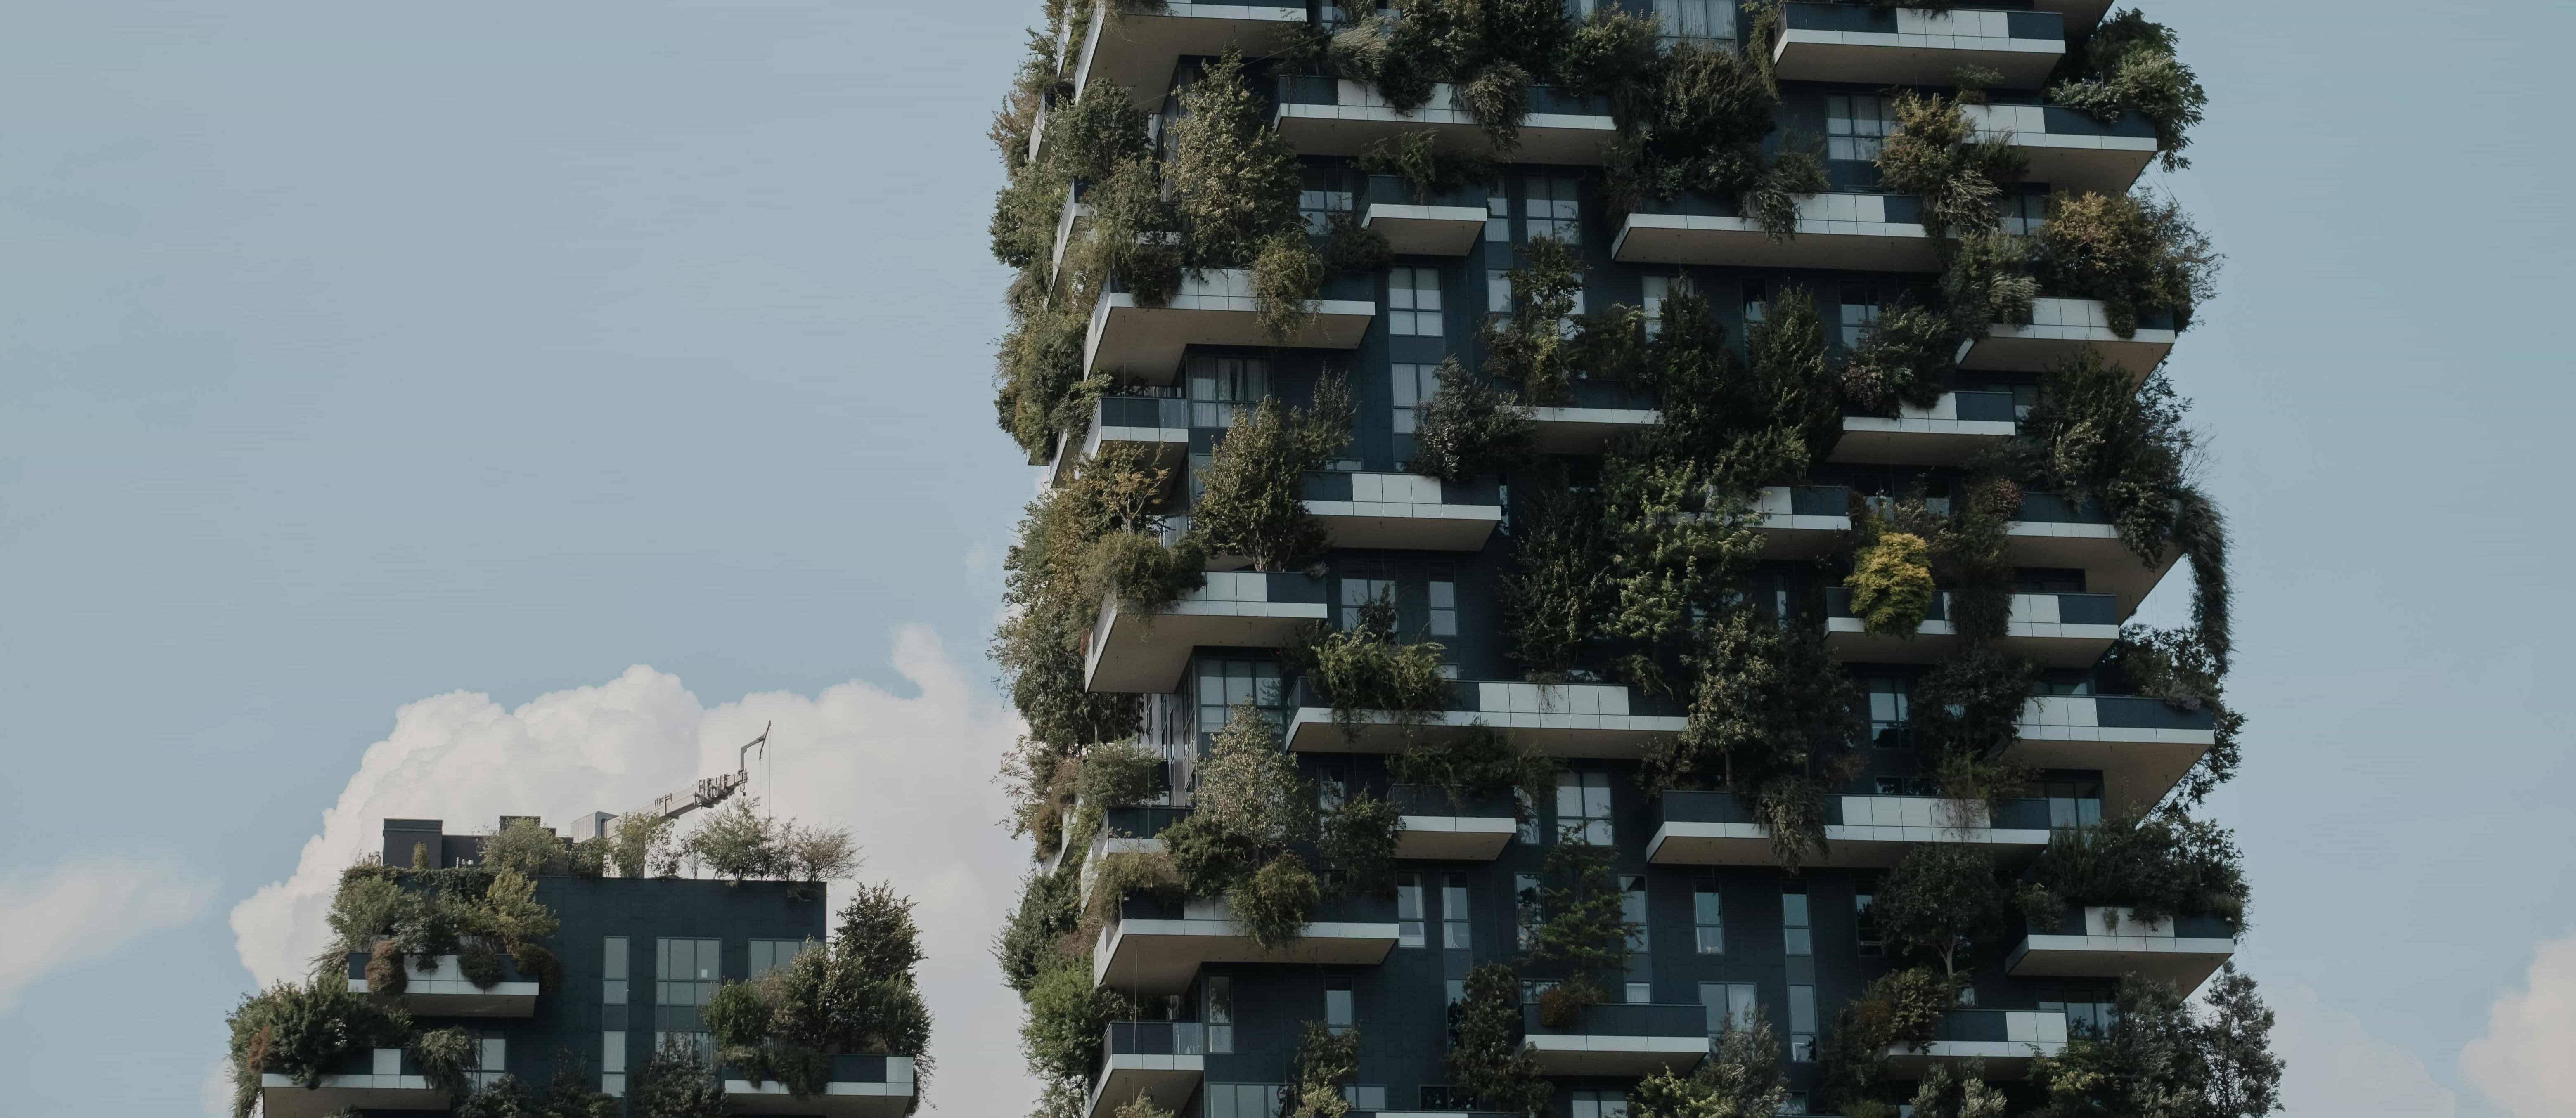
3, 2, 2571, 1114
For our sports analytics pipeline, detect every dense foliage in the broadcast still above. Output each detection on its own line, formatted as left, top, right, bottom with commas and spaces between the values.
2029, 967, 2282, 1118
1631, 1010, 1788, 1118
1190, 377, 1352, 571
2051, 9, 2209, 171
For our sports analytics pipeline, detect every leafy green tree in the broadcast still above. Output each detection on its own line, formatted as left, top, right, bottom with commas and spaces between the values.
1873, 846, 2010, 979
1630, 1007, 1788, 1117
631, 1035, 726, 1118
1445, 963, 1549, 1115
1407, 357, 1535, 482
2030, 966, 2282, 1118
1190, 377, 1352, 571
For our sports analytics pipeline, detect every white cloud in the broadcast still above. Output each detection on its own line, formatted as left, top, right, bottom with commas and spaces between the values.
0, 856, 215, 1014
226, 626, 1034, 1115
2462, 934, 2576, 1117
2272, 984, 2458, 1117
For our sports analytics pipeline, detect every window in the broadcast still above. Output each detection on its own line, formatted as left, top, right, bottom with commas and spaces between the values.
1788, 985, 1817, 1061
1487, 268, 1513, 311
1427, 563, 1458, 637
1398, 874, 1427, 948
1654, 0, 1735, 48
1341, 1086, 1390, 1110
603, 936, 630, 1007
1856, 891, 1885, 957
1641, 274, 1677, 338
601, 1029, 626, 1096
1556, 771, 1613, 845
1390, 267, 1444, 337
1300, 166, 1353, 235
1205, 977, 1236, 1053
1515, 785, 1541, 845
1622, 875, 1650, 953
1187, 355, 1271, 428
1515, 873, 1542, 950
472, 1036, 507, 1090
602, 937, 630, 1094
1702, 981, 1757, 1034
1693, 880, 1725, 954
1783, 891, 1812, 957
1571, 1090, 1629, 1118
1340, 558, 1395, 630
1442, 874, 1474, 949
1444, 980, 1465, 1006
2041, 779, 2105, 829
1527, 176, 1581, 243
748, 940, 807, 981
2002, 191, 2049, 236
1839, 284, 1880, 348
1392, 361, 1438, 444
1864, 676, 1910, 749
654, 938, 722, 1038
1485, 187, 1511, 243
2041, 988, 2119, 1039
1196, 658, 1283, 733
1627, 981, 1652, 1005
1325, 975, 1356, 1035
1318, 764, 1348, 815
1422, 1086, 1458, 1110
1827, 94, 1892, 162
1206, 1084, 1285, 1118
1741, 278, 1769, 324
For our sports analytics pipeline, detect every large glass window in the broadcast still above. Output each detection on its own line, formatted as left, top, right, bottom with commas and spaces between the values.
1196, 657, 1283, 733
1621, 875, 1650, 953
1741, 278, 1769, 325
1300, 166, 1353, 235
1187, 355, 1272, 428
2002, 191, 2050, 236
748, 940, 808, 981
1427, 563, 1458, 637
2041, 779, 2105, 829
1783, 891, 1812, 957
654, 937, 721, 1046
1205, 977, 1236, 1053
2041, 987, 2119, 1039
1397, 873, 1427, 948
601, 937, 629, 1094
1641, 274, 1677, 338
1789, 985, 1818, 1061
1702, 981, 1759, 1034
1515, 873, 1542, 950
1392, 361, 1439, 442
1390, 267, 1444, 337
1556, 771, 1613, 845
1570, 1090, 1629, 1118
1443, 875, 1473, 949
1827, 94, 1893, 162
1856, 890, 1885, 958
1864, 676, 1910, 749
1341, 1085, 1390, 1110
1325, 975, 1356, 1034
1840, 284, 1881, 348
1485, 186, 1511, 243
1339, 558, 1395, 630
1693, 880, 1725, 955
1527, 176, 1582, 243
1654, 0, 1735, 48
1206, 1084, 1285, 1118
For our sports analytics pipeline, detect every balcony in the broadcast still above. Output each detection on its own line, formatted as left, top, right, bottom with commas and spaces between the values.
1093, 892, 1401, 996
1073, 1, 1311, 110
1301, 471, 1505, 551
1086, 1022, 1208, 1118
1520, 1001, 1710, 1076
1084, 269, 1376, 383
1832, 391, 2021, 466
1083, 572, 1327, 693
2009, 695, 2217, 812
1824, 587, 2121, 667
2000, 492, 2176, 613
1359, 174, 1489, 256
260, 1049, 450, 1117
344, 951, 539, 1017
1770, 4, 2066, 88
1958, 298, 2178, 381
1751, 485, 1855, 556
1530, 378, 1662, 454
1077, 806, 1194, 910
724, 1054, 917, 1116
1390, 784, 1520, 860
1285, 679, 1689, 758
2007, 908, 2238, 991
1647, 791, 2053, 869
1048, 393, 1192, 488
1274, 77, 1617, 165
1613, 191, 1938, 272
1880, 1009, 2069, 1078
1963, 104, 2161, 195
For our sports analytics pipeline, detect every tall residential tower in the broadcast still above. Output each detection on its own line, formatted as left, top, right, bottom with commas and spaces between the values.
990, 3, 2268, 1116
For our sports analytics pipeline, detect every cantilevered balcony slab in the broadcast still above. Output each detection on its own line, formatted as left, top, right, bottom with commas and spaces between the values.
725, 1055, 917, 1117
1287, 680, 1688, 759
1521, 1002, 1711, 1077
1275, 78, 1617, 165
1771, 3, 2067, 88
1049, 394, 1191, 489
1073, 1, 1309, 109
1880, 1011, 2069, 1078
1390, 785, 1519, 860
1303, 471, 1504, 551
262, 1049, 450, 1117
1094, 895, 1401, 996
1963, 104, 2160, 195
2008, 908, 2238, 991
1531, 406, 1662, 453
1647, 792, 2053, 869
1832, 391, 2022, 466
1084, 269, 1376, 383
2008, 695, 2216, 812
1083, 572, 1326, 693
1959, 298, 2176, 380
345, 951, 539, 1017
2034, 0, 2113, 29
1087, 1023, 1208, 1118
1615, 192, 1938, 272
1359, 174, 1492, 256
1824, 589, 2120, 667
1752, 485, 1854, 556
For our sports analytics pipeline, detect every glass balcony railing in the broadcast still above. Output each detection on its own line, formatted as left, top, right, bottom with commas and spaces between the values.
1781, 2, 2063, 42
1388, 784, 1519, 820
1656, 789, 2060, 831
1103, 1020, 1208, 1059
1101, 805, 1193, 840
1520, 1000, 1709, 1039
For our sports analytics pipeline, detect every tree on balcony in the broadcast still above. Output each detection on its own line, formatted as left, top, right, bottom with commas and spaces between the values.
1406, 357, 1535, 483
1191, 376, 1352, 571
2029, 966, 2282, 1118
1874, 846, 2012, 980
632, 1035, 726, 1118
1446, 962, 1551, 1116
1630, 1007, 1788, 1118
2050, 10, 2209, 170
707, 881, 935, 1102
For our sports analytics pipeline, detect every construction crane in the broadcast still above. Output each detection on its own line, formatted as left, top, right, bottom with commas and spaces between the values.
589, 723, 770, 836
